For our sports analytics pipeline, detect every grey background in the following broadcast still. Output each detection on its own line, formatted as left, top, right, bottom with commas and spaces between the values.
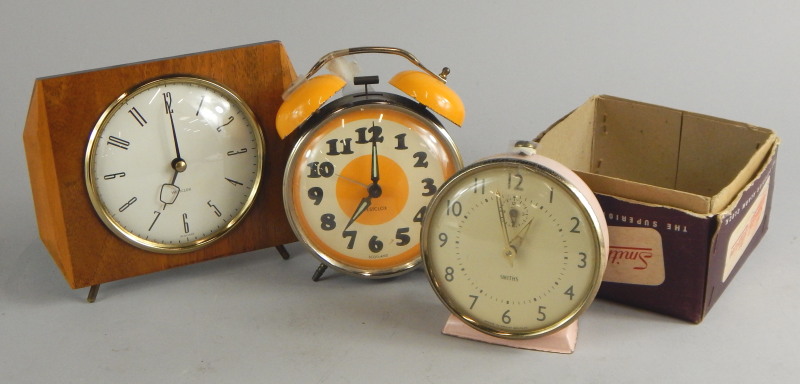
2, 1, 798, 382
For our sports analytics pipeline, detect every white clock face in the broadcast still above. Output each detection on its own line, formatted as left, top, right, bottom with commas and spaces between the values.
422, 159, 606, 338
85, 77, 264, 252
284, 98, 461, 277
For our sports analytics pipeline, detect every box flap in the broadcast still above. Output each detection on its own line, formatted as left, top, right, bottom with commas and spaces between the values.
592, 96, 683, 189
576, 171, 712, 215
678, 113, 778, 213
537, 95, 778, 214
535, 98, 595, 172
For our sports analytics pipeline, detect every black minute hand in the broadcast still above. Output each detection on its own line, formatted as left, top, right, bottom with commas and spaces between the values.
164, 91, 183, 161
367, 140, 382, 199
371, 140, 379, 185
160, 91, 186, 210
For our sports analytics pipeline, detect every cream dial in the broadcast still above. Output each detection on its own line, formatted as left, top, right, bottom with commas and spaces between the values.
422, 156, 607, 339
284, 94, 461, 278
85, 77, 264, 253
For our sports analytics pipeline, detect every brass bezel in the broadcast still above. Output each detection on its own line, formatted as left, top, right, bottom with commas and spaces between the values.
84, 76, 265, 254
421, 157, 608, 339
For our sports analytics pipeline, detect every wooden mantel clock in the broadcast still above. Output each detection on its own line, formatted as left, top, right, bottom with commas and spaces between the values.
23, 41, 298, 301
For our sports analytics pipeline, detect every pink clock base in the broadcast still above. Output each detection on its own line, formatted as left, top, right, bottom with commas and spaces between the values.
441, 315, 578, 353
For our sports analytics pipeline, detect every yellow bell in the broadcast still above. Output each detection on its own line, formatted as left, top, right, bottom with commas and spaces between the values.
275, 74, 347, 139
389, 70, 465, 126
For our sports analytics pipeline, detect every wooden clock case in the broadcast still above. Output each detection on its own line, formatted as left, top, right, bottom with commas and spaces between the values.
23, 41, 298, 294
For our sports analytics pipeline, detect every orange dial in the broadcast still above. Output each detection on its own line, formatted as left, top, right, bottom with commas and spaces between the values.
283, 93, 461, 278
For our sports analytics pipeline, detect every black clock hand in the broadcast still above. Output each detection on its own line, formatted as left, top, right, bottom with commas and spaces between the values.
160, 166, 183, 210
164, 92, 184, 163
160, 92, 186, 210
343, 142, 383, 231
371, 140, 379, 185
366, 140, 382, 199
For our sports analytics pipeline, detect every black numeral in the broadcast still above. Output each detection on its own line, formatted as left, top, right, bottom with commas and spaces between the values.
321, 213, 336, 231
118, 197, 137, 212
196, 95, 205, 116
394, 133, 408, 150
103, 172, 126, 180
227, 148, 247, 156
182, 213, 190, 233
307, 162, 334, 178
207, 200, 222, 217
570, 217, 581, 233
469, 295, 479, 309
508, 172, 523, 191
355, 125, 384, 144
343, 230, 357, 249
225, 177, 243, 186
325, 138, 354, 156
447, 200, 462, 216
413, 152, 428, 168
502, 310, 511, 324
148, 211, 161, 231
577, 252, 587, 268
308, 187, 323, 205
421, 178, 437, 196
216, 116, 234, 132
107, 136, 130, 150
395, 227, 411, 246
444, 266, 455, 282
438, 232, 448, 247
472, 178, 485, 194
413, 206, 426, 223
564, 285, 575, 300
128, 107, 147, 126
368, 236, 383, 253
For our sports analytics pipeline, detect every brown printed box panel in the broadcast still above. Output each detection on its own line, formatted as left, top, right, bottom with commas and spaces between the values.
597, 195, 712, 323
704, 154, 776, 316
536, 95, 779, 323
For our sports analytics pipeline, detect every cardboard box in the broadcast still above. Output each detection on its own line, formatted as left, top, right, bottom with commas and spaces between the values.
535, 95, 779, 323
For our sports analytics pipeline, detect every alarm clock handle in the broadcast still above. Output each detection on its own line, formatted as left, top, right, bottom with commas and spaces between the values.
304, 47, 450, 83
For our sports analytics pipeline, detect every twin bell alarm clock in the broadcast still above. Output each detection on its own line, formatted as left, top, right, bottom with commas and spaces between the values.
275, 47, 465, 281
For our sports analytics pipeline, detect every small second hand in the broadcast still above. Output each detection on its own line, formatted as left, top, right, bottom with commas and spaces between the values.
162, 170, 179, 210
336, 173, 370, 190
160, 158, 186, 210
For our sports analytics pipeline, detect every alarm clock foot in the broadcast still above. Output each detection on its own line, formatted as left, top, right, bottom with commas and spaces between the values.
276, 244, 291, 260
311, 263, 328, 282
86, 285, 100, 303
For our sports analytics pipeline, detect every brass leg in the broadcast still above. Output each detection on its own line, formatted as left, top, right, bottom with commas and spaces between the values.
276, 244, 290, 260
87, 285, 100, 303
312, 263, 327, 282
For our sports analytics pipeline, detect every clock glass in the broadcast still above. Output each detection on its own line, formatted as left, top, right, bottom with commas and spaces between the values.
85, 76, 264, 253
422, 157, 606, 339
284, 93, 461, 277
